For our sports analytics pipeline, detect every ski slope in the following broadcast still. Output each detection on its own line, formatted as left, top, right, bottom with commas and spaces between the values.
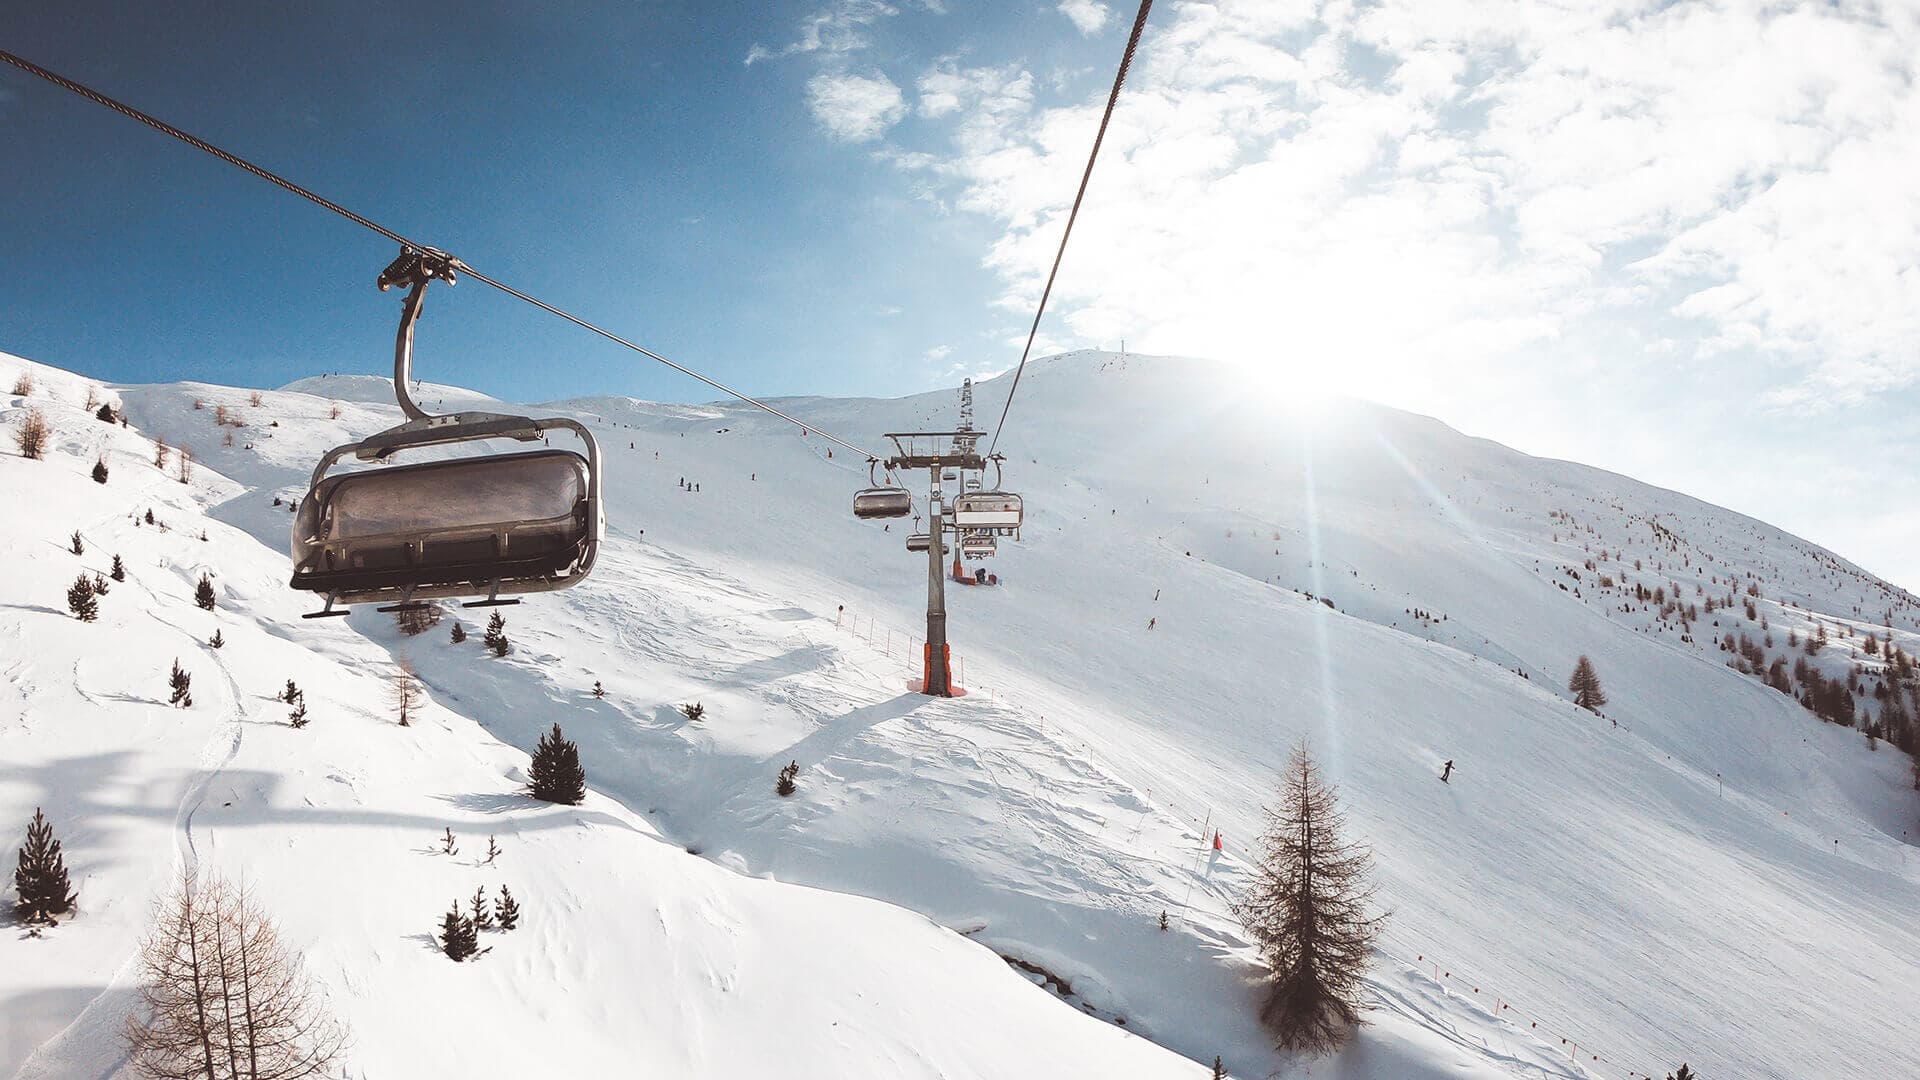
7, 345, 1919, 1078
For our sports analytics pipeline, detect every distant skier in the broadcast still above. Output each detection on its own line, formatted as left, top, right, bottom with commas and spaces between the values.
1149, 617, 1157, 630
1154, 589, 1161, 601
1440, 760, 1454, 783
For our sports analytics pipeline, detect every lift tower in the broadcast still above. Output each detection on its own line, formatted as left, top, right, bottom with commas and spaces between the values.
882, 432, 983, 696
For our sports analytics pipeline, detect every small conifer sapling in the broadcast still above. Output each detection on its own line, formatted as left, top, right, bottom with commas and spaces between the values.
194, 573, 216, 611
496, 885, 520, 930
67, 575, 98, 622
110, 554, 125, 581
168, 660, 193, 708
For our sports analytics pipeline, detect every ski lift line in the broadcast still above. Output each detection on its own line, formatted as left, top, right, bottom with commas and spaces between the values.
983, 0, 1153, 460
0, 47, 883, 464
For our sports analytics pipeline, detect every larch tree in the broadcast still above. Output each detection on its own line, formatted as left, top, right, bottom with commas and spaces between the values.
389, 663, 421, 727
1234, 741, 1383, 1054
1569, 655, 1608, 711
123, 870, 347, 1079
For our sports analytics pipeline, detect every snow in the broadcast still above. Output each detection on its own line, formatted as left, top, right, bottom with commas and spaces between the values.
6, 344, 1919, 1079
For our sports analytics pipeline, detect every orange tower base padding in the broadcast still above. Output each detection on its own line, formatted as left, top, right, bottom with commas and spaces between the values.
922, 642, 954, 697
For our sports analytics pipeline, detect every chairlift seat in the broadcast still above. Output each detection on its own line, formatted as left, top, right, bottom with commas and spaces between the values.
906, 532, 931, 552
292, 449, 597, 605
853, 487, 913, 519
960, 536, 997, 558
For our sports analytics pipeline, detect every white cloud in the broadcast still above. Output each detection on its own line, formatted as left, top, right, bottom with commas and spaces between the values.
746, 0, 898, 65
1057, 0, 1110, 36
807, 72, 909, 142
876, 0, 1920, 415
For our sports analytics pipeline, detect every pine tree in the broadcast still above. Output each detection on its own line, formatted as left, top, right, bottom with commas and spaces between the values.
13, 808, 78, 925
776, 759, 799, 797
528, 723, 586, 804
282, 678, 302, 705
440, 827, 458, 856
471, 886, 493, 931
67, 574, 98, 622
168, 659, 192, 708
449, 621, 467, 644
69, 531, 84, 555
110, 554, 125, 581
592, 680, 604, 698
681, 701, 705, 722
91, 457, 109, 484
438, 903, 477, 961
484, 834, 501, 865
208, 629, 224, 649
1568, 655, 1608, 710
394, 603, 441, 636
95, 403, 115, 423
1213, 1056, 1226, 1080
194, 573, 216, 611
288, 699, 308, 728
1667, 1065, 1696, 1080
1234, 741, 1383, 1053
497, 885, 520, 930
1159, 909, 1169, 931
484, 612, 509, 657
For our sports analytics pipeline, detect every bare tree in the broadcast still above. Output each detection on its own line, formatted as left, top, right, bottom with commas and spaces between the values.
15, 408, 49, 459
1234, 741, 1383, 1054
390, 662, 420, 727
10, 370, 34, 396
125, 870, 348, 1079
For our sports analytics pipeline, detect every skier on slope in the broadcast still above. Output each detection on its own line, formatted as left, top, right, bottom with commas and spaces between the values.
1440, 759, 1454, 783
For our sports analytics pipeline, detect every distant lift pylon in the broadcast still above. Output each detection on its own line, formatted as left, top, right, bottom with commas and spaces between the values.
289, 248, 605, 617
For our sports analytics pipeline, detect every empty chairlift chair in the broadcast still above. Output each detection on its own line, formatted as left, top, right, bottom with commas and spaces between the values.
951, 491, 1023, 538
290, 248, 604, 616
853, 461, 913, 520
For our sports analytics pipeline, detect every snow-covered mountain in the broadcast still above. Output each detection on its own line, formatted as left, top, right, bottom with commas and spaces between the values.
5, 347, 1917, 1079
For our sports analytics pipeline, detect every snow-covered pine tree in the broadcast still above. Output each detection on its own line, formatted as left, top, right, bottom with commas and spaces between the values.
67, 574, 98, 622
449, 621, 467, 644
496, 885, 520, 930
1234, 741, 1383, 1054
91, 457, 108, 484
528, 723, 586, 804
208, 629, 224, 649
1569, 655, 1608, 710
484, 611, 510, 657
69, 531, 84, 555
438, 903, 476, 961
168, 660, 192, 708
775, 759, 799, 797
13, 808, 78, 925
194, 573, 216, 611
471, 886, 493, 931
110, 554, 125, 581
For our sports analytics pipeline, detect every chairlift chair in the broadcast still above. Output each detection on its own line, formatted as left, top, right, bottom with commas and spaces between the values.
853, 460, 913, 519
951, 492, 1023, 536
960, 535, 997, 558
290, 248, 604, 617
906, 532, 931, 553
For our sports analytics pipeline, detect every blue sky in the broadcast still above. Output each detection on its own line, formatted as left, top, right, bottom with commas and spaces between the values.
6, 0, 1920, 588
0, 0, 1088, 402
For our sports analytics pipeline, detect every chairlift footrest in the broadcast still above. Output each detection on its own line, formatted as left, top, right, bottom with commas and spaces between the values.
302, 608, 352, 619
461, 597, 522, 609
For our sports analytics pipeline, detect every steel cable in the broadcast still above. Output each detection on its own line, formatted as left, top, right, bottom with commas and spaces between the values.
985, 0, 1153, 458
